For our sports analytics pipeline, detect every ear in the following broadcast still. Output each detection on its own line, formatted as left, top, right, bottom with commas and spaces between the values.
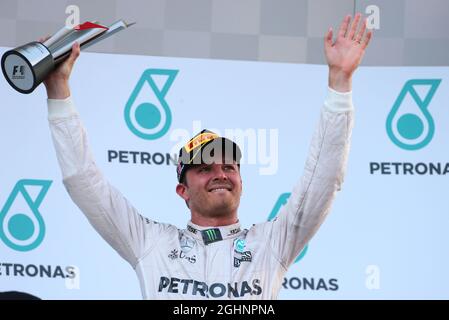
176, 183, 189, 202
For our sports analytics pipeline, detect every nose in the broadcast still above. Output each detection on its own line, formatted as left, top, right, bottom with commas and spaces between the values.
212, 166, 228, 181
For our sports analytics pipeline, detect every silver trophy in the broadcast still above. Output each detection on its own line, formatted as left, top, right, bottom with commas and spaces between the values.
1, 20, 135, 94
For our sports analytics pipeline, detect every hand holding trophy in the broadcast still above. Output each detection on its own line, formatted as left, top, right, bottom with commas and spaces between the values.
1, 20, 135, 94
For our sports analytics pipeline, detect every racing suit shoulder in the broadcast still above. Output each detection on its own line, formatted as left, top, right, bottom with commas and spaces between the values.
47, 97, 169, 267
257, 88, 354, 269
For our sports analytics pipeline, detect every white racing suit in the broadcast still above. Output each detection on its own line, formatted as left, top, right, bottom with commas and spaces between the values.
47, 88, 353, 299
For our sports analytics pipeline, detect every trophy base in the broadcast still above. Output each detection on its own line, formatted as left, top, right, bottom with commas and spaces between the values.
1, 42, 54, 94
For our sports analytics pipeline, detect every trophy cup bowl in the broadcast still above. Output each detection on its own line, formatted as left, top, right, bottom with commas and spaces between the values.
2, 41, 54, 94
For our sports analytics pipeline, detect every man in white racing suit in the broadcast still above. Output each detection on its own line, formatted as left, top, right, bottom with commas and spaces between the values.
44, 14, 372, 299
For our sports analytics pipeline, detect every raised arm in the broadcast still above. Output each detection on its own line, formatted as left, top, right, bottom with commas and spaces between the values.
258, 14, 372, 268
44, 42, 168, 267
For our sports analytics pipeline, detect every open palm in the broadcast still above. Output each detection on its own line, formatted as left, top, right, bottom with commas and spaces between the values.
325, 14, 372, 78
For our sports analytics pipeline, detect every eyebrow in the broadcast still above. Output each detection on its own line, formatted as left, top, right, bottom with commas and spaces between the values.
194, 162, 238, 169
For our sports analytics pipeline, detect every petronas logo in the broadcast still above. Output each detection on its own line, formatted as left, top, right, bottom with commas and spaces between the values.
124, 69, 178, 140
0, 179, 52, 251
386, 79, 441, 150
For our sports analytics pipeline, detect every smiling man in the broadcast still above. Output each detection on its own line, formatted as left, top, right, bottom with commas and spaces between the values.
44, 14, 371, 299
175, 129, 243, 227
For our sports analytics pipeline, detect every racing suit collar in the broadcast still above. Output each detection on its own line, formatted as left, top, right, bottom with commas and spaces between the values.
186, 221, 242, 245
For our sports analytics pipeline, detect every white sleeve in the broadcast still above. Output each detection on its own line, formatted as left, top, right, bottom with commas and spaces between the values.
255, 87, 354, 268
47, 97, 170, 267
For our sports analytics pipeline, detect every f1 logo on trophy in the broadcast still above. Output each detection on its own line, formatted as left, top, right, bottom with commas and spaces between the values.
1, 20, 135, 94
